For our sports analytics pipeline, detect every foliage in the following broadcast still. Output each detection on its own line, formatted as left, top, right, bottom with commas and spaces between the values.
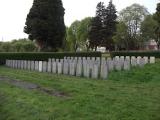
102, 0, 117, 50
89, 1, 117, 51
153, 3, 160, 47
0, 39, 37, 52
140, 15, 158, 41
118, 4, 149, 50
111, 51, 160, 58
0, 62, 160, 119
66, 20, 80, 51
88, 16, 102, 50
0, 52, 102, 62
113, 22, 128, 50
24, 0, 65, 51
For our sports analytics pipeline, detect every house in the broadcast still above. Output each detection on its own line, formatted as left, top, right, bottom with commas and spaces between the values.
145, 39, 158, 50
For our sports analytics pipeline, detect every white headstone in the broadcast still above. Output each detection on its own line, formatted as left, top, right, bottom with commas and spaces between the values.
150, 57, 155, 64
39, 61, 43, 72
42, 61, 47, 72
35, 61, 39, 71
124, 59, 130, 70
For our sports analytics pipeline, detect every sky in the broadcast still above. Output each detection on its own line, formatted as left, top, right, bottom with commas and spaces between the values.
0, 0, 159, 41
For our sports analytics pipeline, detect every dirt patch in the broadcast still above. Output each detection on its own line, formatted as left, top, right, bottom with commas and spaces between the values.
0, 76, 70, 99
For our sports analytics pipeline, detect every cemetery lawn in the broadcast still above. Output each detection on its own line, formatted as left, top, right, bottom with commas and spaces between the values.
0, 63, 160, 120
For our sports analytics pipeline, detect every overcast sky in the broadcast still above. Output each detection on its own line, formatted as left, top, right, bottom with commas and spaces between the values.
0, 0, 159, 41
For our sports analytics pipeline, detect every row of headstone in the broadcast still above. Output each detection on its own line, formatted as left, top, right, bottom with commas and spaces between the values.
5, 56, 155, 80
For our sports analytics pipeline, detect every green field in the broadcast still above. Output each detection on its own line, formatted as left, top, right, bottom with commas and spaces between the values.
0, 62, 160, 120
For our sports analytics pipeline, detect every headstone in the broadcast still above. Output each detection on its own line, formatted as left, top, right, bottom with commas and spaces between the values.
31, 61, 35, 71
114, 57, 121, 71
27, 61, 31, 70
52, 61, 57, 74
42, 61, 47, 72
131, 57, 137, 67
83, 61, 90, 78
139, 57, 145, 67
47, 59, 52, 73
150, 57, 155, 64
69, 61, 76, 76
76, 60, 82, 77
100, 63, 108, 80
137, 56, 141, 65
63, 60, 69, 75
20, 60, 24, 69
124, 59, 130, 70
143, 57, 148, 64
18, 60, 21, 69
35, 61, 39, 71
24, 60, 27, 70
39, 61, 43, 72
107, 58, 114, 72
91, 62, 99, 79
57, 62, 63, 74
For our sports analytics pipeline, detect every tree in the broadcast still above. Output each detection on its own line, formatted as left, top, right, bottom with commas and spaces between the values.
113, 22, 128, 50
141, 15, 158, 41
88, 2, 105, 50
77, 17, 92, 51
154, 3, 160, 47
24, 0, 65, 51
66, 20, 80, 51
119, 3, 149, 50
102, 0, 117, 51
88, 17, 102, 50
89, 1, 117, 51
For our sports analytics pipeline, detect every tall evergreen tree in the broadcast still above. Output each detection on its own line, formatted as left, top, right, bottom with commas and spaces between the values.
24, 0, 65, 51
88, 17, 102, 50
88, 2, 105, 50
89, 1, 117, 51
154, 3, 160, 47
103, 0, 117, 50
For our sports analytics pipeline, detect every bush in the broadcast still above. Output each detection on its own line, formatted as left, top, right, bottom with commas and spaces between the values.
0, 52, 102, 63
110, 51, 160, 58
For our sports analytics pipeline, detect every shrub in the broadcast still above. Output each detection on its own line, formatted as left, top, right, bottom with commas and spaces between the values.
0, 52, 102, 64
110, 51, 160, 58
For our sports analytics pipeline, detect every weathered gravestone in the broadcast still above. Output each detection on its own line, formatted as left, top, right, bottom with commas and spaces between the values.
63, 60, 69, 75
100, 62, 108, 80
139, 57, 145, 68
42, 61, 47, 72
57, 62, 63, 74
69, 61, 76, 76
76, 60, 82, 77
150, 57, 155, 64
34, 61, 39, 71
131, 57, 137, 67
107, 58, 114, 72
143, 57, 148, 64
114, 57, 121, 71
27, 61, 31, 70
39, 61, 43, 72
31, 61, 35, 71
83, 60, 90, 78
47, 59, 52, 73
23, 60, 27, 70
137, 56, 141, 65
91, 61, 99, 79
52, 61, 57, 74
124, 59, 130, 70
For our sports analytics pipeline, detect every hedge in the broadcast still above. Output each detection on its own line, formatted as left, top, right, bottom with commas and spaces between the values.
110, 51, 160, 58
0, 52, 101, 62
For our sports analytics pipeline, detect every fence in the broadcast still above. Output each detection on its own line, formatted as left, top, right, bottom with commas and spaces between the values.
5, 56, 156, 80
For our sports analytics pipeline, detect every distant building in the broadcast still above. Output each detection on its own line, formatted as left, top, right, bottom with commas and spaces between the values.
145, 39, 158, 50
96, 47, 106, 53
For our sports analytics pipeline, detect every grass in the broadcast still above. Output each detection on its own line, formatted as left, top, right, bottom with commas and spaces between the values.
0, 62, 160, 120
